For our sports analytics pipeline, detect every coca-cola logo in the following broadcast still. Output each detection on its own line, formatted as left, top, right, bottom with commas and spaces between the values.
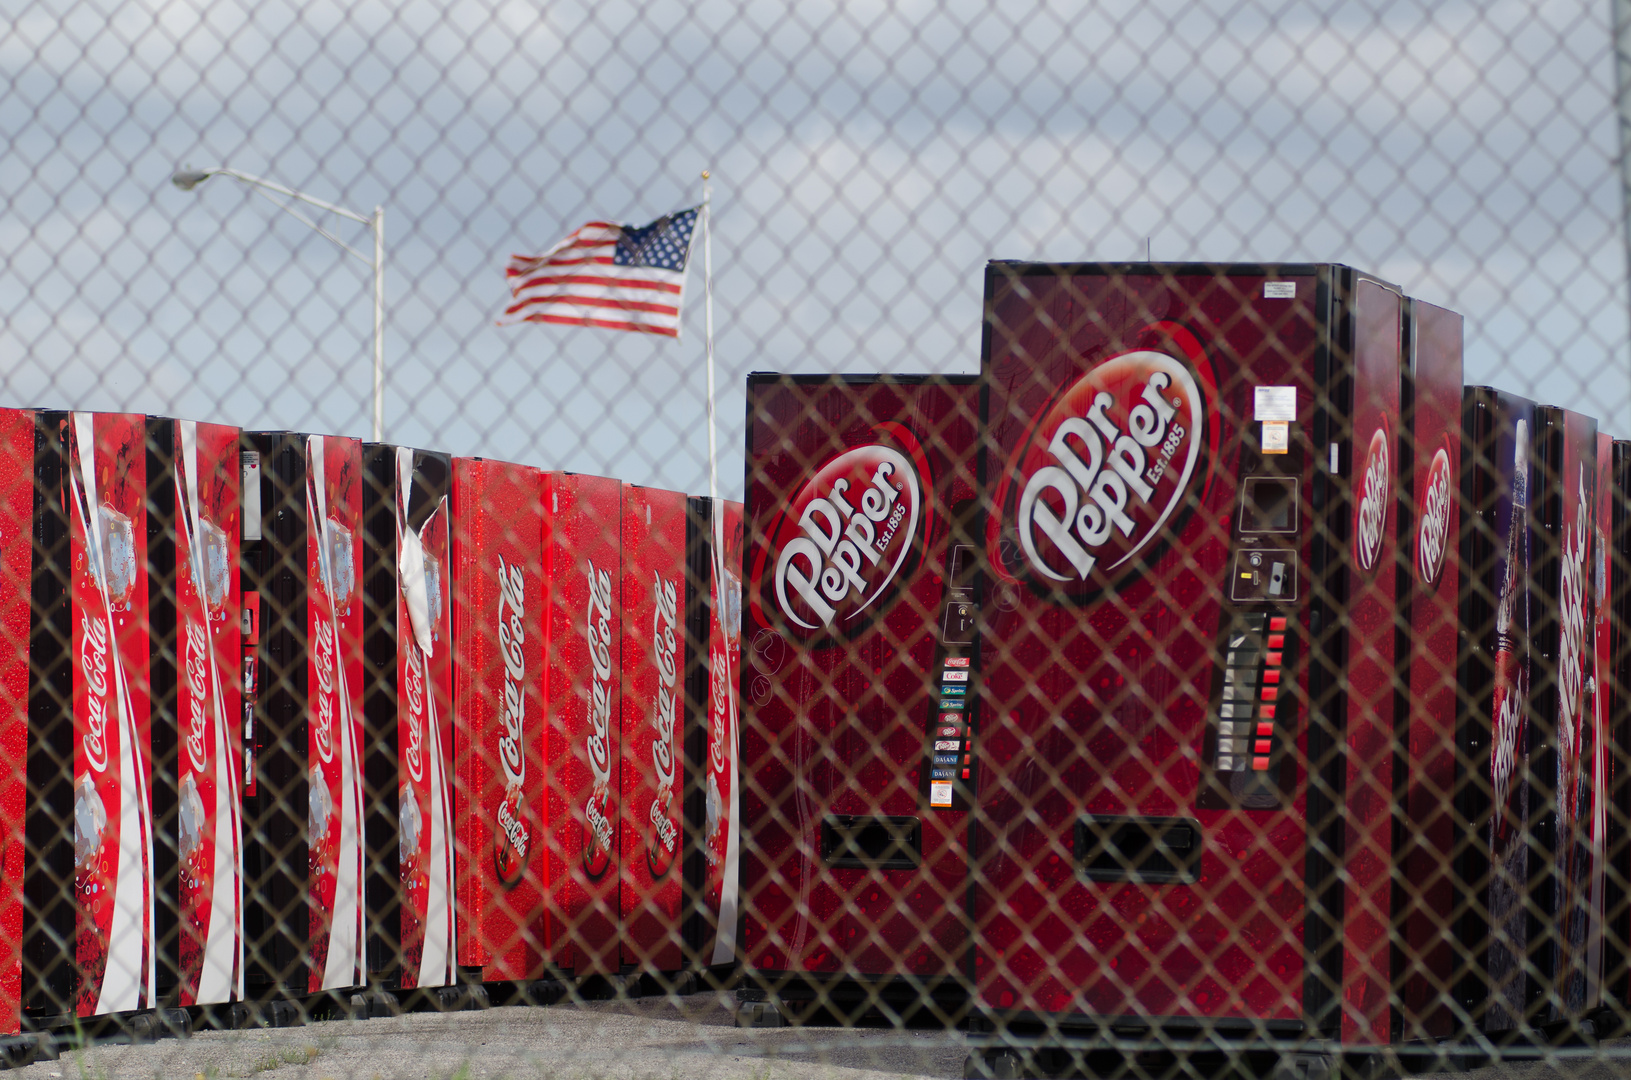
403, 645, 426, 785
80, 613, 112, 774
758, 432, 928, 635
709, 641, 729, 778
1354, 420, 1391, 573
184, 620, 210, 775
313, 618, 337, 765
1416, 444, 1452, 586
495, 556, 527, 788
583, 560, 615, 878
649, 572, 680, 876
991, 334, 1216, 594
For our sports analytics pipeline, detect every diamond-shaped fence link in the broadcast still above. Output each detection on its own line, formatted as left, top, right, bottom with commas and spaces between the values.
6, 2, 1631, 1079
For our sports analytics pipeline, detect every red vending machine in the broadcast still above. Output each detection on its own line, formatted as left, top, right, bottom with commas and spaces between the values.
543, 472, 621, 977
450, 458, 548, 982
1607, 439, 1631, 1013
25, 412, 156, 1021
240, 432, 366, 1002
1396, 301, 1463, 1040
148, 418, 245, 1011
619, 483, 690, 975
0, 410, 29, 1039
694, 497, 744, 971
1532, 407, 1605, 1025
971, 264, 1454, 1060
740, 373, 979, 1022
362, 446, 457, 993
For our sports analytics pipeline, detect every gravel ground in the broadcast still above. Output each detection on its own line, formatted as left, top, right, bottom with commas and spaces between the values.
7, 992, 971, 1080
16, 995, 1631, 1080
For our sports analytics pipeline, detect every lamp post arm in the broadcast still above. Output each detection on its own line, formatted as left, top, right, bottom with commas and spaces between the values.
203, 167, 374, 226
244, 184, 373, 266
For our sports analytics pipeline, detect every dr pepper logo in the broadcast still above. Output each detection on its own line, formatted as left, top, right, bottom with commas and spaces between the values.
992, 326, 1218, 594
1416, 439, 1452, 586
1354, 416, 1391, 573
755, 424, 931, 636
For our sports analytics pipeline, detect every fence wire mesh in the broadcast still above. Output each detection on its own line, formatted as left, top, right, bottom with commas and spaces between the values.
6, 1, 1631, 1079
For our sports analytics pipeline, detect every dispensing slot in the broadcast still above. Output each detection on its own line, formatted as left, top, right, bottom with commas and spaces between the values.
1074, 815, 1202, 883
821, 815, 922, 869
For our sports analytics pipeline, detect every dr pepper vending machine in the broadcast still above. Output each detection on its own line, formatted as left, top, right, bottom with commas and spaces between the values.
970, 263, 1459, 1061
740, 373, 980, 1023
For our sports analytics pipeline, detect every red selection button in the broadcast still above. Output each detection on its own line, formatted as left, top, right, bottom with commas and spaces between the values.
1261, 687, 1278, 702
1254, 739, 1272, 754
1268, 634, 1285, 649
961, 769, 970, 778
1266, 652, 1283, 666
1270, 617, 1287, 631
1252, 757, 1271, 771
1263, 670, 1281, 685
1261, 705, 1276, 719
1256, 722, 1274, 736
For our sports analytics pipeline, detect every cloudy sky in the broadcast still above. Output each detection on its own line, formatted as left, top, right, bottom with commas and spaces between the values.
1, 0, 1625, 497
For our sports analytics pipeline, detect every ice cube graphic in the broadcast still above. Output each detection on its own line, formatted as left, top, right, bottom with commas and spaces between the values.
423, 553, 443, 640
96, 503, 138, 605
178, 774, 205, 862
325, 518, 355, 605
399, 783, 422, 866
201, 518, 230, 614
705, 773, 722, 845
74, 774, 107, 870
726, 570, 742, 645
309, 766, 333, 843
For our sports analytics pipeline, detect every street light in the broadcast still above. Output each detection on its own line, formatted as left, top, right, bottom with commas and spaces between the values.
172, 166, 386, 441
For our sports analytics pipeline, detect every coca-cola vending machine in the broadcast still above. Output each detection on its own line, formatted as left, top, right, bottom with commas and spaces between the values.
362, 446, 457, 992
0, 410, 29, 1038
971, 263, 1455, 1059
147, 418, 245, 1011
619, 483, 690, 975
1607, 439, 1631, 1011
240, 432, 366, 1001
450, 458, 547, 982
740, 373, 979, 1021
24, 412, 157, 1021
543, 472, 621, 977
691, 497, 744, 972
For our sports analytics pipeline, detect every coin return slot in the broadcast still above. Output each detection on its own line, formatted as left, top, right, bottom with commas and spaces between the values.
1074, 815, 1201, 884
820, 815, 922, 869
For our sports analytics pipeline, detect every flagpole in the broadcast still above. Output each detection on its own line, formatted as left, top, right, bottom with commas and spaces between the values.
702, 170, 717, 501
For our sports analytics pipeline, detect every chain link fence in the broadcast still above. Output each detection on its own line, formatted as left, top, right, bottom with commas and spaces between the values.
6, 1, 1631, 1078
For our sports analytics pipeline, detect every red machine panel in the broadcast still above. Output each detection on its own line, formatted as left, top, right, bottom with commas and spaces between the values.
1397, 301, 1463, 1039
619, 484, 689, 972
699, 498, 744, 968
741, 374, 979, 994
974, 265, 1414, 1044
149, 418, 244, 1008
0, 410, 33, 1035
543, 472, 621, 976
451, 458, 547, 980
304, 435, 366, 994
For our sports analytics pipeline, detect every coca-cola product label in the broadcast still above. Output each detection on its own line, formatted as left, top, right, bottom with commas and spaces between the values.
583, 560, 616, 877
989, 329, 1219, 596
304, 435, 365, 993
1416, 440, 1452, 586
702, 499, 743, 967
758, 430, 930, 635
0, 411, 31, 1035
395, 448, 454, 989
171, 421, 243, 1006
1354, 417, 1391, 573
67, 412, 155, 1017
451, 458, 545, 979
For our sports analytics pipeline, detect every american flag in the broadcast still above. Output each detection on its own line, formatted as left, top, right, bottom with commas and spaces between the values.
499, 207, 700, 337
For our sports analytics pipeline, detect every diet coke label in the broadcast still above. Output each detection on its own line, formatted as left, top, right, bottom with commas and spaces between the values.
994, 341, 1213, 592
1354, 420, 1391, 573
1416, 443, 1452, 586
765, 438, 926, 634
584, 559, 616, 875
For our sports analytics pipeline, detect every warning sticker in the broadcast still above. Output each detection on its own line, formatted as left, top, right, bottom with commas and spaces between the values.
930, 782, 953, 807
1263, 282, 1296, 299
1254, 386, 1297, 422
1262, 420, 1289, 454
